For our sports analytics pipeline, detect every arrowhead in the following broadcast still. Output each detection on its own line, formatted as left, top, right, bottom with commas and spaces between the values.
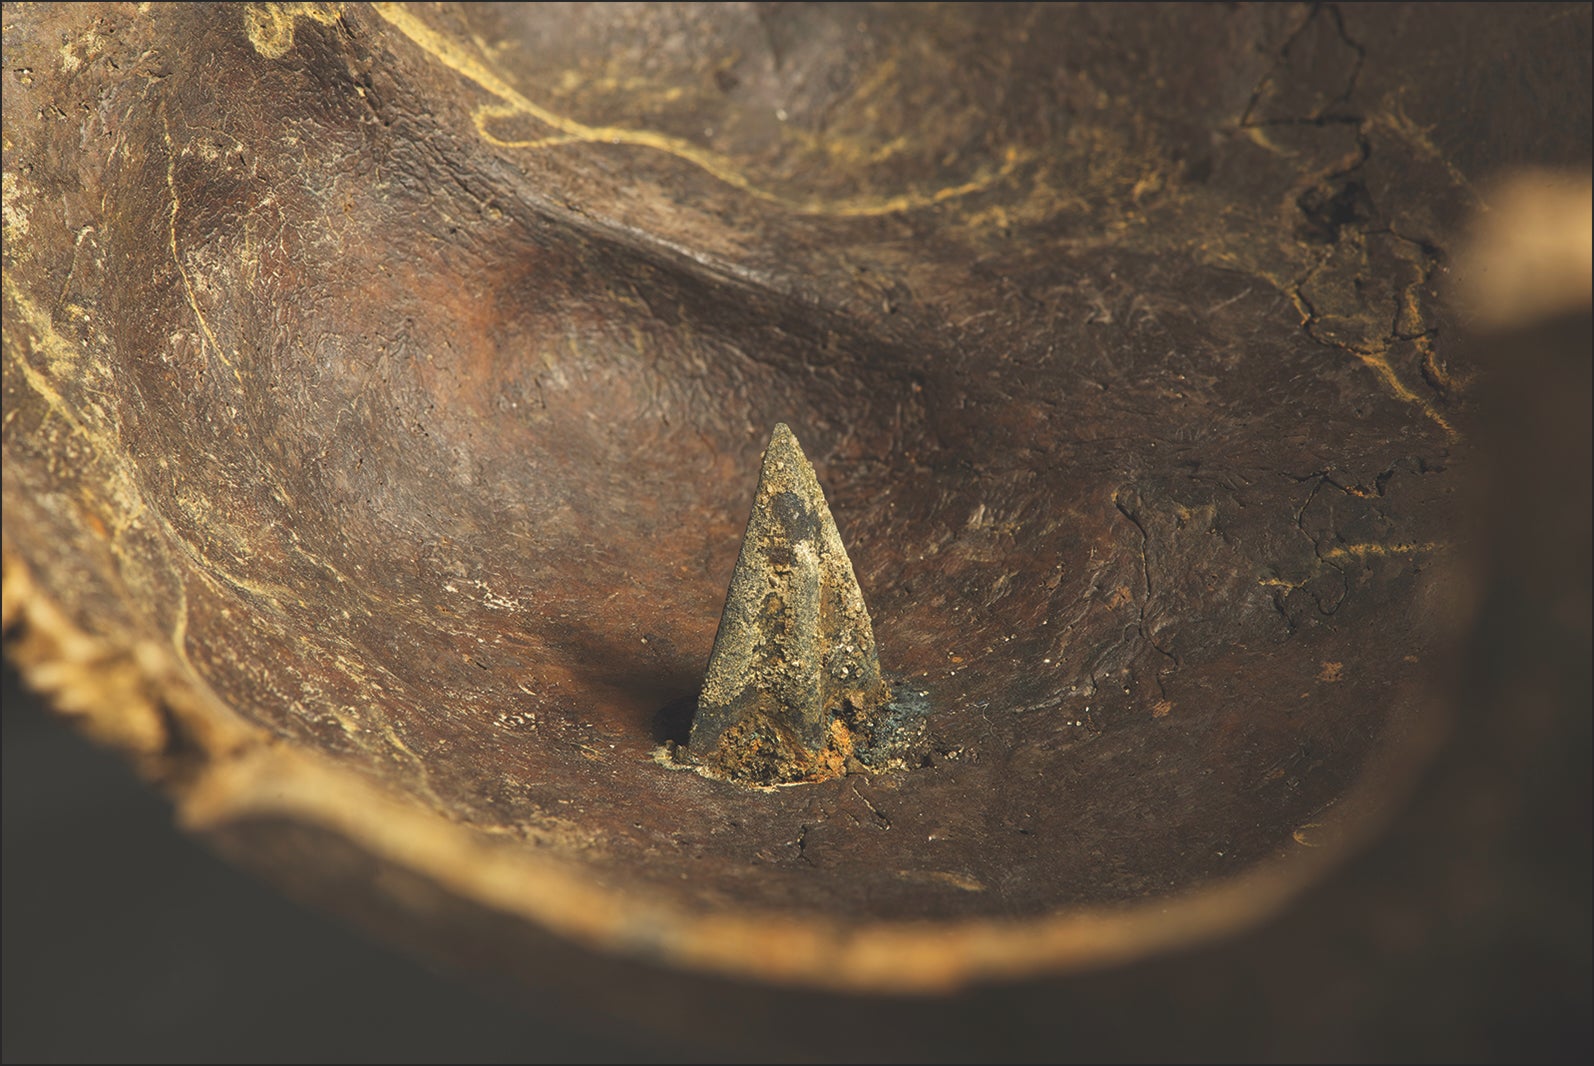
689, 424, 889, 784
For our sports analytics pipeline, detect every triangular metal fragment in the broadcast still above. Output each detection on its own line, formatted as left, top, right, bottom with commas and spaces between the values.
690, 424, 887, 783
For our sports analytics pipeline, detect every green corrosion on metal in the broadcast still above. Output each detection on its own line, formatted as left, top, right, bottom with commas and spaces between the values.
685, 424, 928, 786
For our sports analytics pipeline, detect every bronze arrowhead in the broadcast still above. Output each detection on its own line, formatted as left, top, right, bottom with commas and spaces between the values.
689, 424, 890, 784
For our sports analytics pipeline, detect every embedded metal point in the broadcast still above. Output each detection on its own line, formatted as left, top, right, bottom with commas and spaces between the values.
687, 424, 918, 785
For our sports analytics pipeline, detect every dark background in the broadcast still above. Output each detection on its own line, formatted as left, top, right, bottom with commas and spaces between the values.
1, 659, 710, 1064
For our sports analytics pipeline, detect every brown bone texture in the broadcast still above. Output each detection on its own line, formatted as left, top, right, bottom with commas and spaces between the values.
2, 2, 1589, 1059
